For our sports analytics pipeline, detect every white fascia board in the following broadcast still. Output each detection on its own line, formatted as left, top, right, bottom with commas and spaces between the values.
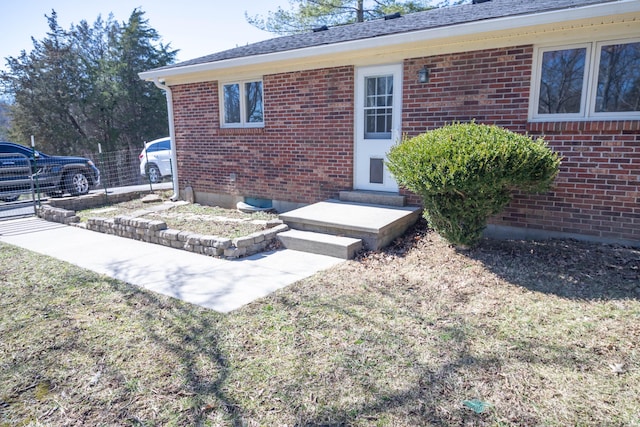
138, 0, 640, 82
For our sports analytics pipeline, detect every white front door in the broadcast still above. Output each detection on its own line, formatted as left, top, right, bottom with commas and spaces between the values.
354, 64, 402, 191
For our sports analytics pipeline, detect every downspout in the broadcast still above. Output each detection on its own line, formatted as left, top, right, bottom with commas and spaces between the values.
152, 77, 179, 201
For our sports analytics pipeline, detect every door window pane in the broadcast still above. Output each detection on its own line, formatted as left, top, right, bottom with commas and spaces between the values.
595, 41, 640, 113
364, 76, 393, 139
538, 48, 586, 114
366, 78, 377, 106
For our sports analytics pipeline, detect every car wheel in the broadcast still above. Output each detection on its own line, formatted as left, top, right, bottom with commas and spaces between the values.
146, 164, 162, 183
65, 170, 90, 196
0, 195, 20, 202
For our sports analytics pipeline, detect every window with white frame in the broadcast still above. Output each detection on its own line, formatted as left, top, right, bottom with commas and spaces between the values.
531, 39, 640, 120
221, 80, 264, 127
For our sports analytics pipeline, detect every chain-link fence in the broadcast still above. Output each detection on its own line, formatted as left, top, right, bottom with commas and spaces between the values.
1, 144, 173, 220
95, 146, 173, 189
97, 147, 145, 189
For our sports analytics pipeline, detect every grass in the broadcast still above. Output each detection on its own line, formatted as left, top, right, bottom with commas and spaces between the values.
1, 219, 639, 426
76, 191, 278, 238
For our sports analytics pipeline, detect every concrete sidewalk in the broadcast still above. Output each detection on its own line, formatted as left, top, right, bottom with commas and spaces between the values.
0, 217, 343, 313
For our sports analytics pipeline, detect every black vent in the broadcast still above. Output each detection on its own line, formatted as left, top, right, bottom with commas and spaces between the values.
472, 0, 492, 3
312, 25, 328, 32
384, 12, 402, 20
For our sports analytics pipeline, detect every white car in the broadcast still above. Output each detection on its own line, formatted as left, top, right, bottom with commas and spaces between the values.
139, 137, 172, 183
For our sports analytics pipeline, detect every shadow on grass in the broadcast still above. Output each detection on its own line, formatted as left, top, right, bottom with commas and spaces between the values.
103, 278, 246, 426
5, 231, 638, 425
1, 240, 250, 425
278, 297, 542, 426
466, 238, 640, 300
258, 240, 640, 427
0, 243, 242, 425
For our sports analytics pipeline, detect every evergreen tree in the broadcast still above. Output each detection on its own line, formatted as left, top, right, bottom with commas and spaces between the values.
1, 9, 177, 154
3, 12, 83, 153
113, 9, 176, 152
0, 100, 11, 141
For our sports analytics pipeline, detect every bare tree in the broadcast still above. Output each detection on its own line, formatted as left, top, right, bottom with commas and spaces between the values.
246, 0, 435, 35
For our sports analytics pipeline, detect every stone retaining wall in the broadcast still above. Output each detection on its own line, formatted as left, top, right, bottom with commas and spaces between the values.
37, 204, 288, 259
46, 191, 145, 211
37, 205, 81, 224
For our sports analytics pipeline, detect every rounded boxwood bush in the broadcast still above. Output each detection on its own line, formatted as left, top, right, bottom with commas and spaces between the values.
387, 122, 561, 248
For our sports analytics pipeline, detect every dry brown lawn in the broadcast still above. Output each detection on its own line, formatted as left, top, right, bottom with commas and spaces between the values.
1, 218, 639, 426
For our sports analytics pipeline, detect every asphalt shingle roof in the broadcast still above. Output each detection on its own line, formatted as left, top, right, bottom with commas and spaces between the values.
154, 0, 617, 72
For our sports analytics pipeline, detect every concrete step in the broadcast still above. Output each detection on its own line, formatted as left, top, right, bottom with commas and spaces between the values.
339, 190, 406, 207
277, 229, 362, 260
279, 200, 421, 251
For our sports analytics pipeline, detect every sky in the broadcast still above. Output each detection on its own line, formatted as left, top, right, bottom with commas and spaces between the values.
0, 0, 291, 71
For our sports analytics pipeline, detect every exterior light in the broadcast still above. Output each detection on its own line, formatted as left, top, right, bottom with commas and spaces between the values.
418, 66, 430, 83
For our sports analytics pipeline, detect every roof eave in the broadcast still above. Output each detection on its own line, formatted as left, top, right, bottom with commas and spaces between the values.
139, 0, 640, 82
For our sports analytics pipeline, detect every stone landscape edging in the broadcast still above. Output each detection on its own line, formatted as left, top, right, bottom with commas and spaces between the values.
36, 204, 288, 259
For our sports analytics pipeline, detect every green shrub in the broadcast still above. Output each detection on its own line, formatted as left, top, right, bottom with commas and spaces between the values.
387, 122, 561, 248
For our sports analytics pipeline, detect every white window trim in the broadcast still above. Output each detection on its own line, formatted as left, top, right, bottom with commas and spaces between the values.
219, 78, 264, 128
529, 38, 640, 122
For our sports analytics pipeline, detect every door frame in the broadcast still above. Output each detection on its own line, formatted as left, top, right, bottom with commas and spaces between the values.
353, 63, 403, 192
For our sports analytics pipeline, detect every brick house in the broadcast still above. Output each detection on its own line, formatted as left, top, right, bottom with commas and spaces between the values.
140, 0, 640, 246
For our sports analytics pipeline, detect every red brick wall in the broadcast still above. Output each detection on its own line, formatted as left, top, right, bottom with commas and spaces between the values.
403, 47, 532, 133
171, 46, 639, 243
515, 121, 640, 241
171, 66, 355, 205
402, 46, 639, 242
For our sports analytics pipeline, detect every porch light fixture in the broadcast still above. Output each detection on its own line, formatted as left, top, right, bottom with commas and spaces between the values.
418, 66, 430, 83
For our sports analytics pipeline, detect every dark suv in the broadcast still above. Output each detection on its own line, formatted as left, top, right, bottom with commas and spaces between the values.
0, 141, 100, 201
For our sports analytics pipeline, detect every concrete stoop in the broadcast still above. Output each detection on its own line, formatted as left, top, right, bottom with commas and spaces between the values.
339, 190, 406, 207
278, 192, 421, 260
277, 229, 362, 260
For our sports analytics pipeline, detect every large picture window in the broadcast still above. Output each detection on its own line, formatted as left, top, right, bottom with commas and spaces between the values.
531, 39, 640, 120
595, 41, 640, 113
221, 80, 264, 127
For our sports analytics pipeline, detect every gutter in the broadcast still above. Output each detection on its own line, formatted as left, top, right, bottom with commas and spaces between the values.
152, 77, 180, 201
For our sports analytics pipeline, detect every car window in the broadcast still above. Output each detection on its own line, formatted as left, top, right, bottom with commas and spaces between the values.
147, 141, 168, 152
0, 144, 31, 156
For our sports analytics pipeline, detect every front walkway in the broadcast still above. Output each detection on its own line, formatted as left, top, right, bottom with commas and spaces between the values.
0, 217, 343, 313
